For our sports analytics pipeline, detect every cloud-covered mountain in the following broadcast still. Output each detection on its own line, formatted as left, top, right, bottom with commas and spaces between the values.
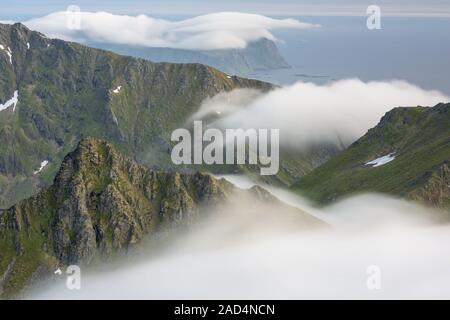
89, 37, 291, 76
22, 11, 312, 75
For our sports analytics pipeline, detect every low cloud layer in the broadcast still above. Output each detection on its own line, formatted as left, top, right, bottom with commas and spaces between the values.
195, 79, 449, 149
23, 11, 318, 50
29, 177, 450, 299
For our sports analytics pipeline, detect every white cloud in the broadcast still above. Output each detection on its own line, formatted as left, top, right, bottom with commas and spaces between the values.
195, 79, 449, 149
29, 186, 450, 299
23, 11, 319, 50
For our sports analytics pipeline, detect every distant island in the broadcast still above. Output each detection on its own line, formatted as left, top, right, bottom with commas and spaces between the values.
89, 37, 291, 76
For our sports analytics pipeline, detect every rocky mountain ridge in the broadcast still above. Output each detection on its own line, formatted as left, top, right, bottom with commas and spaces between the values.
0, 137, 322, 298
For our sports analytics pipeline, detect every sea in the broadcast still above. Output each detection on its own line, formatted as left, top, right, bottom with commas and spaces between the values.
249, 16, 450, 95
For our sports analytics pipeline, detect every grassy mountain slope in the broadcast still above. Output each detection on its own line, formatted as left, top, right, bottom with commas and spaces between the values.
0, 22, 272, 208
0, 137, 323, 298
292, 103, 450, 208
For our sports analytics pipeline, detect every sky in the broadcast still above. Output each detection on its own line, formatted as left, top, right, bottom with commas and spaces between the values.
1, 1, 449, 94
22, 12, 319, 50
1, 0, 450, 18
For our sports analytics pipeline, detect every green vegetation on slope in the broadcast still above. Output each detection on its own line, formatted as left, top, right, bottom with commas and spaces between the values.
0, 137, 323, 298
0, 23, 272, 208
292, 103, 450, 209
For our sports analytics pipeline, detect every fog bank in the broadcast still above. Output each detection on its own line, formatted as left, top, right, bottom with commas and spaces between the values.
24, 11, 318, 50
194, 79, 449, 149
30, 176, 450, 300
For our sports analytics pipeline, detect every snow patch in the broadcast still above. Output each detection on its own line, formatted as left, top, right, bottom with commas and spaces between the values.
0, 45, 12, 64
33, 160, 49, 175
365, 153, 396, 167
0, 90, 19, 112
6, 47, 12, 64
27, 42, 30, 49
112, 86, 122, 94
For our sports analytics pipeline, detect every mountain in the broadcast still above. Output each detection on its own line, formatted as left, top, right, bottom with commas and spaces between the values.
0, 137, 323, 298
0, 22, 273, 208
87, 38, 290, 76
0, 22, 335, 208
292, 103, 450, 209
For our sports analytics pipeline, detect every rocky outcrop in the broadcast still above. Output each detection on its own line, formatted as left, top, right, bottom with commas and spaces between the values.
0, 138, 322, 298
51, 138, 237, 263
0, 138, 230, 297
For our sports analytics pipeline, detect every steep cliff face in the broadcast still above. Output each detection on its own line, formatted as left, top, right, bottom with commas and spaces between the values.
46, 138, 236, 263
408, 162, 450, 208
0, 138, 323, 298
293, 103, 450, 209
0, 138, 235, 297
0, 22, 272, 208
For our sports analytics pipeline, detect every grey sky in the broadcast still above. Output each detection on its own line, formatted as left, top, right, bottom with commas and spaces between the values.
1, 0, 450, 18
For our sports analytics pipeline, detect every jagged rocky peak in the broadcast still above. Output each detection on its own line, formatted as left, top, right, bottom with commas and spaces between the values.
0, 23, 48, 62
0, 137, 236, 296
39, 137, 237, 264
0, 137, 323, 298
